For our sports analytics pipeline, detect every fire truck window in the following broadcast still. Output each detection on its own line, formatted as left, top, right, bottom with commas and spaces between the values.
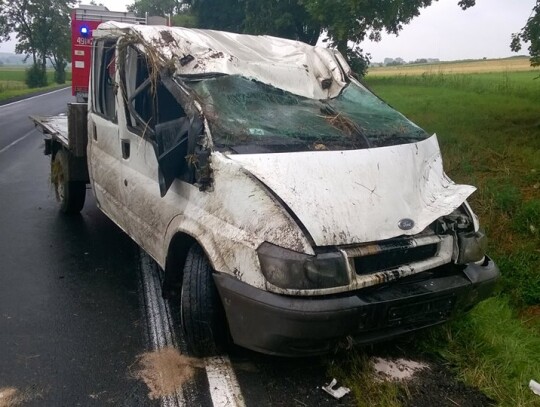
94, 40, 117, 121
123, 48, 186, 135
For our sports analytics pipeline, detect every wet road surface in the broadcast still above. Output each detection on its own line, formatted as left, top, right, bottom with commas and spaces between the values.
0, 89, 155, 405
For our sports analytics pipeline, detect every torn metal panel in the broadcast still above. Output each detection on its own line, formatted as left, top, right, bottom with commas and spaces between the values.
93, 22, 348, 100
229, 135, 476, 246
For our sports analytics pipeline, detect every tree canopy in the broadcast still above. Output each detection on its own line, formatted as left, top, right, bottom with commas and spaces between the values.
511, 0, 540, 67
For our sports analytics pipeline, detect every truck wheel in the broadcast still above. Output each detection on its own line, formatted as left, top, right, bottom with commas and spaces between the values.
51, 150, 86, 214
181, 244, 227, 356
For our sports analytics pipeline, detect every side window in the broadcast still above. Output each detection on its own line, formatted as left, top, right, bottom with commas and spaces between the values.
122, 46, 187, 137
93, 39, 117, 121
120, 46, 207, 196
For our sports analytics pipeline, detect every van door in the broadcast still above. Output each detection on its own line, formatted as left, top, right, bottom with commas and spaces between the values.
116, 46, 194, 260
87, 39, 125, 222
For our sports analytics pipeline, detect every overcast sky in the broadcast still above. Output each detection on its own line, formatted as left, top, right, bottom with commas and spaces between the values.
0, 0, 535, 62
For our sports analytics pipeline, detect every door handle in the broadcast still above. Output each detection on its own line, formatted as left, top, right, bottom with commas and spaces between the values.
121, 139, 130, 159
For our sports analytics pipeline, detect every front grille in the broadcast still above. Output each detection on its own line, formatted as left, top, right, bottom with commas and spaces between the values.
354, 243, 438, 275
347, 236, 441, 276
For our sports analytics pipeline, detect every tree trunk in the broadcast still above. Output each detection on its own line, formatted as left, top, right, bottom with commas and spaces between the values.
336, 39, 348, 57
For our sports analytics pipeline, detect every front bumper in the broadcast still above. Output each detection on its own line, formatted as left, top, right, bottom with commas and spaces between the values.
214, 257, 499, 357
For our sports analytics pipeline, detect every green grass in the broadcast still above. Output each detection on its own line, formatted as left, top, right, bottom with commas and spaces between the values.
367, 71, 540, 102
0, 67, 72, 102
422, 299, 540, 407
339, 71, 540, 406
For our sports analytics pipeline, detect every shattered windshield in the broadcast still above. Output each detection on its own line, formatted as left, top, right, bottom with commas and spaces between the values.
185, 75, 428, 153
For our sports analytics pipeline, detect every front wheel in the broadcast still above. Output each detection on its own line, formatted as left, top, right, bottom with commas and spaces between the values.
51, 149, 86, 214
180, 244, 227, 356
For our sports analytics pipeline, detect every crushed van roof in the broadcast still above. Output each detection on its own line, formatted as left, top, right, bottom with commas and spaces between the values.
93, 22, 350, 100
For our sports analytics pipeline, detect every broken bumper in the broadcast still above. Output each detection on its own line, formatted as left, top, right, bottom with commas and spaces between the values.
214, 257, 499, 357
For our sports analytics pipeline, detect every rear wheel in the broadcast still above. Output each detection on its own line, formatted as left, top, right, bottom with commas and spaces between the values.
51, 149, 86, 214
180, 244, 227, 356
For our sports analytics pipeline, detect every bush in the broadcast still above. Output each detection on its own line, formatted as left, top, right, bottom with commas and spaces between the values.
25, 64, 48, 88
54, 68, 66, 84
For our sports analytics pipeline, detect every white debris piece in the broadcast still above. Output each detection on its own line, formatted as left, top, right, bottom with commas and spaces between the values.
373, 358, 428, 381
322, 378, 351, 400
530, 380, 540, 396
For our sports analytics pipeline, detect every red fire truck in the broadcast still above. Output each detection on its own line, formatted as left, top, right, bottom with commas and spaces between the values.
71, 5, 167, 102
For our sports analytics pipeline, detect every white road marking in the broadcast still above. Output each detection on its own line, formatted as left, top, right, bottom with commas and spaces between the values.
205, 356, 245, 407
139, 251, 245, 407
0, 129, 35, 155
139, 252, 186, 407
0, 87, 69, 109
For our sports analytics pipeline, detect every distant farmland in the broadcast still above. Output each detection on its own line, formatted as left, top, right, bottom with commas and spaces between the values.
369, 56, 536, 75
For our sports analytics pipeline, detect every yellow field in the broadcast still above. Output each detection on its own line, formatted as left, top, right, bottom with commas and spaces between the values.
368, 56, 536, 76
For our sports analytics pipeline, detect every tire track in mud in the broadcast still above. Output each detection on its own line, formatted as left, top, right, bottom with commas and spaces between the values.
138, 251, 244, 407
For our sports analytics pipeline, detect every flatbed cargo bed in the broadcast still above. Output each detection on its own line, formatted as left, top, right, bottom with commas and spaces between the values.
30, 114, 69, 147
30, 103, 88, 158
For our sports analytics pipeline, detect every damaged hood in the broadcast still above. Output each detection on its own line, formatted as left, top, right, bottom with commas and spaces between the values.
228, 135, 476, 246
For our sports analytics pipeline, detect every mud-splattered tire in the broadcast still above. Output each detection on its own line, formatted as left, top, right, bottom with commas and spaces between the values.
181, 244, 227, 356
52, 149, 86, 214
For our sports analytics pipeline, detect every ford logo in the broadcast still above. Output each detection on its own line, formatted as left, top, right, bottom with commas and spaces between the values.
398, 218, 415, 230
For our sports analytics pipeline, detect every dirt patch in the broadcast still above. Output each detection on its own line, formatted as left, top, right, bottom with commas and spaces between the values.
133, 347, 204, 400
400, 363, 496, 407
0, 387, 38, 407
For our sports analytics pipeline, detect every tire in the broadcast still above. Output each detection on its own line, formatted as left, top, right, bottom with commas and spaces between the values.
51, 149, 86, 214
181, 244, 227, 356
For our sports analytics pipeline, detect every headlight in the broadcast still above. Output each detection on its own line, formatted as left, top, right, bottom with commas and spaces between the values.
257, 242, 349, 290
457, 230, 487, 264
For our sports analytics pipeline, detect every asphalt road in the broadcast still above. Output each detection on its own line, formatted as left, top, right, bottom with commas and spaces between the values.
0, 88, 155, 405
0, 89, 354, 407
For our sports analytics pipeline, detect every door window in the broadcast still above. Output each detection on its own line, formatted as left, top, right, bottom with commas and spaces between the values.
93, 39, 117, 121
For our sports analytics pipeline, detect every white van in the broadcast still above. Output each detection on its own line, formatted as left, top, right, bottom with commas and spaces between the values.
33, 23, 499, 356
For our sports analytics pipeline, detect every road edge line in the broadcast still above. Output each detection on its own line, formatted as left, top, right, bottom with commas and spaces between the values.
0, 129, 35, 155
0, 87, 70, 109
205, 356, 246, 407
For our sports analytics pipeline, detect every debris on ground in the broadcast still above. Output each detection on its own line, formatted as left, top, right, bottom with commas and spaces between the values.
321, 378, 351, 400
530, 380, 540, 396
133, 346, 204, 400
0, 387, 37, 407
373, 357, 428, 382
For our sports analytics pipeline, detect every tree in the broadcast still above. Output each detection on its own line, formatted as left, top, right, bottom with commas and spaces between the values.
244, 0, 320, 45
191, 0, 245, 33
511, 0, 540, 67
128, 0, 181, 16
0, 0, 73, 86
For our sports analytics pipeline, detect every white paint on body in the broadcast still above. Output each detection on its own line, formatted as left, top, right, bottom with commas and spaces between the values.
93, 22, 348, 100
230, 135, 475, 246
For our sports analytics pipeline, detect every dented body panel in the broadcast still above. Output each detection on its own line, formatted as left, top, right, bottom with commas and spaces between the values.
32, 22, 499, 356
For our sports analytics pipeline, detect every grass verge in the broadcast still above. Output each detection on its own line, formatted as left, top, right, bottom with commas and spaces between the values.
0, 67, 72, 102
